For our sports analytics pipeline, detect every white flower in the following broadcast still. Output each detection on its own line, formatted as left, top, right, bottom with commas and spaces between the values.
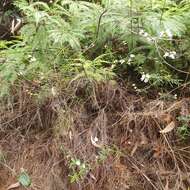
119, 59, 125, 64
144, 76, 150, 83
159, 31, 165, 37
171, 51, 176, 55
111, 64, 115, 69
164, 51, 177, 59
143, 32, 148, 37
30, 56, 36, 62
127, 58, 132, 65
164, 52, 170, 58
18, 71, 24, 75
141, 73, 146, 82
169, 54, 175, 59
141, 73, 150, 83
166, 29, 173, 39
132, 83, 137, 89
139, 29, 145, 35
130, 54, 135, 58
75, 160, 81, 166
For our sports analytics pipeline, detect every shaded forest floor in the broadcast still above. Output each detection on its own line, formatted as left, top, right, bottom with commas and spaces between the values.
1, 80, 190, 190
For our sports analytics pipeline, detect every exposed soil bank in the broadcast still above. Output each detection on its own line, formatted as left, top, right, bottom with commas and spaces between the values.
0, 81, 190, 190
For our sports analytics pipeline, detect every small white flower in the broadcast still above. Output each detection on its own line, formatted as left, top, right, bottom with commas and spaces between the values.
113, 60, 118, 63
75, 160, 81, 166
141, 73, 150, 83
171, 51, 176, 55
159, 31, 165, 37
146, 74, 150, 79
143, 32, 148, 37
163, 52, 170, 58
127, 58, 132, 65
30, 56, 36, 62
174, 94, 177, 99
144, 77, 149, 83
169, 54, 175, 59
164, 51, 177, 59
139, 29, 145, 35
111, 65, 115, 69
119, 59, 125, 64
130, 54, 135, 58
18, 71, 24, 75
141, 73, 146, 82
166, 29, 173, 39
132, 83, 138, 90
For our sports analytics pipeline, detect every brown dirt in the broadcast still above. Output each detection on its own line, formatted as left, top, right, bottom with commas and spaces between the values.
1, 80, 190, 190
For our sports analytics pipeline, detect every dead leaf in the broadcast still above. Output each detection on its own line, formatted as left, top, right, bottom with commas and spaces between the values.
90, 135, 102, 148
89, 172, 97, 181
7, 182, 20, 190
160, 121, 175, 134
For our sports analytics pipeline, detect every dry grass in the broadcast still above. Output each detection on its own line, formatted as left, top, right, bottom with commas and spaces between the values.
0, 79, 190, 190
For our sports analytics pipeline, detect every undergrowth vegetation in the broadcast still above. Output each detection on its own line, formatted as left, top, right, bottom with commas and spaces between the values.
0, 0, 190, 97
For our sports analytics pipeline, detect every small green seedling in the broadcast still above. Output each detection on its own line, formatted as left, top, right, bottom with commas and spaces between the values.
18, 169, 31, 187
68, 158, 89, 183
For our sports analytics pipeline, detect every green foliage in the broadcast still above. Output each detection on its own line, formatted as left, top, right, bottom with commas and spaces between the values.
177, 115, 190, 139
97, 146, 114, 162
1, 0, 190, 97
18, 170, 32, 187
0, 150, 6, 163
68, 158, 89, 183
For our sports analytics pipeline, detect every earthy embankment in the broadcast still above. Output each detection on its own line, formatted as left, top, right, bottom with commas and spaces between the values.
1, 81, 190, 190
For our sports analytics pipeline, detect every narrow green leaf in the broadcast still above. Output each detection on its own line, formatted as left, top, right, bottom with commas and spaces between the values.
18, 171, 31, 187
